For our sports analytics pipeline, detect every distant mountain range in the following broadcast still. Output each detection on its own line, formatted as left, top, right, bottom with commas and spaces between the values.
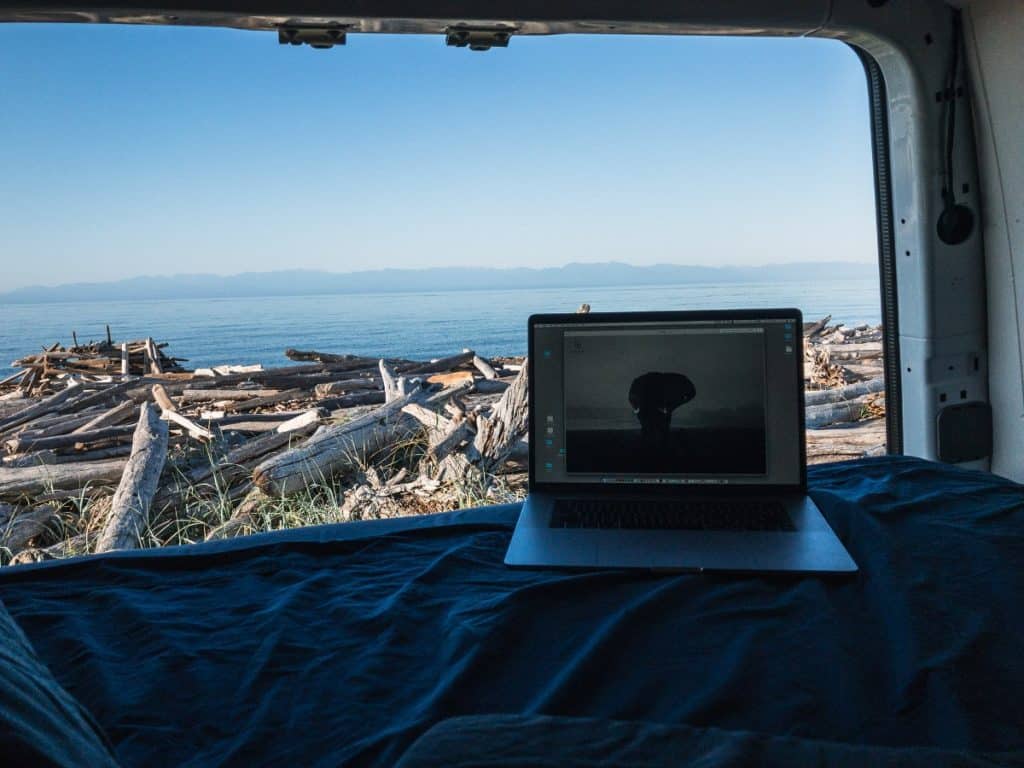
0, 261, 874, 304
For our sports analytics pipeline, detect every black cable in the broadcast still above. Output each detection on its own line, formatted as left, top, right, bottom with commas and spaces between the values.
937, 9, 973, 245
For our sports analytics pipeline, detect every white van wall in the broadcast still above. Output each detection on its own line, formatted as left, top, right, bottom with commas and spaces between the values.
964, 0, 1024, 482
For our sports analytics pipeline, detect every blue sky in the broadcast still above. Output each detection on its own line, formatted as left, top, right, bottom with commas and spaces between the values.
0, 24, 876, 290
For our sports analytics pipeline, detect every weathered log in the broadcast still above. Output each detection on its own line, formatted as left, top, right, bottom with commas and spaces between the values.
228, 388, 305, 413
471, 378, 511, 394
181, 388, 281, 403
0, 458, 128, 499
470, 360, 529, 471
72, 400, 138, 434
806, 418, 886, 460
806, 393, 881, 429
194, 363, 263, 377
804, 378, 885, 407
284, 349, 365, 364
318, 391, 387, 411
152, 384, 214, 441
401, 403, 457, 445
821, 342, 882, 359
838, 362, 884, 381
398, 350, 475, 376
426, 371, 474, 388
146, 338, 163, 374
60, 380, 137, 414
95, 404, 169, 552
151, 383, 177, 412
0, 381, 82, 433
0, 369, 27, 388
253, 389, 428, 495
5, 425, 135, 455
275, 409, 324, 433
218, 420, 290, 433
802, 315, 831, 338
2, 450, 58, 468
9, 532, 89, 565
11, 410, 107, 440
204, 487, 267, 541
472, 355, 498, 380
54, 444, 133, 464
379, 360, 400, 403
313, 378, 381, 397
186, 421, 319, 486
1, 505, 59, 556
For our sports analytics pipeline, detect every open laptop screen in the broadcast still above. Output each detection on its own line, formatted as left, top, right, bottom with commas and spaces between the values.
531, 312, 803, 488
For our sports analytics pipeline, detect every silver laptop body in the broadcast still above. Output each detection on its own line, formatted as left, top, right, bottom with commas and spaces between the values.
505, 309, 858, 574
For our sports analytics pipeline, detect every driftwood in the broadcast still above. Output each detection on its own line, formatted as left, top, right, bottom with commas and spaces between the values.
472, 379, 511, 394
379, 360, 401, 403
2, 450, 58, 468
253, 388, 428, 495
0, 458, 128, 499
187, 420, 319, 486
804, 378, 885, 407
803, 315, 832, 338
9, 532, 89, 565
806, 418, 886, 460
1, 505, 59, 556
73, 400, 138, 433
470, 360, 529, 471
9, 410, 105, 441
806, 393, 883, 429
204, 487, 267, 541
314, 378, 381, 397
54, 445, 133, 464
821, 342, 882, 359
95, 404, 169, 552
0, 382, 82, 433
399, 350, 475, 375
472, 355, 498, 380
316, 391, 387, 410
284, 349, 366, 364
181, 388, 280, 403
152, 384, 215, 441
4, 425, 135, 455
227, 388, 305, 413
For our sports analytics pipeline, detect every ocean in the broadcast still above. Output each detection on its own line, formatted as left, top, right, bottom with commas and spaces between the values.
0, 280, 880, 376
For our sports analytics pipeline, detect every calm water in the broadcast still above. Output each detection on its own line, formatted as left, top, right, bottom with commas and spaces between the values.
0, 280, 880, 375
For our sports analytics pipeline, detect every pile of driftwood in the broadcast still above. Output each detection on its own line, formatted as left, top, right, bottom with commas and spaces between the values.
0, 317, 888, 565
0, 342, 527, 564
4, 328, 187, 395
802, 316, 886, 463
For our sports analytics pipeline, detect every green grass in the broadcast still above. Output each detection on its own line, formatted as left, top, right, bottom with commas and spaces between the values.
1, 421, 527, 565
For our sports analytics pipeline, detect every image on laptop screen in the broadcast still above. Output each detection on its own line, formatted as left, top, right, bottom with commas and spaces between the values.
532, 315, 802, 487
563, 327, 766, 474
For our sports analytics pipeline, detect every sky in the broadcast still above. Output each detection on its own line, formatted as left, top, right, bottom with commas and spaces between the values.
0, 24, 877, 291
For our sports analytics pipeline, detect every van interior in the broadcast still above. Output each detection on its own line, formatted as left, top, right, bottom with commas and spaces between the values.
0, 1, 1022, 766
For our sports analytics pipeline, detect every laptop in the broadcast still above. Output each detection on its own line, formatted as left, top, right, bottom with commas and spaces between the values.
504, 309, 858, 574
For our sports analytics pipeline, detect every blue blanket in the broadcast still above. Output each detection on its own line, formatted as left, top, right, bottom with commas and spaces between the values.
0, 457, 1021, 766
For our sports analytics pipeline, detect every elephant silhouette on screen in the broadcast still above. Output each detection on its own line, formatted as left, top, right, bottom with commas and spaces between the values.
628, 372, 697, 447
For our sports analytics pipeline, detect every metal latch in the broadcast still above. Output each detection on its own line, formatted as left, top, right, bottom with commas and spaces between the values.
279, 25, 348, 49
445, 26, 514, 51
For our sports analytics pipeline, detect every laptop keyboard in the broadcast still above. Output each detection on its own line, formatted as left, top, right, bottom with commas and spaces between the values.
550, 499, 794, 531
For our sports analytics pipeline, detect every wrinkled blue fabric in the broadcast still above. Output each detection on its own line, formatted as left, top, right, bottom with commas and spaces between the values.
0, 456, 1021, 767
395, 715, 1024, 767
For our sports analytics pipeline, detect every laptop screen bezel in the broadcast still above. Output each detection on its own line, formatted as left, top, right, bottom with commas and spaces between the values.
527, 308, 807, 496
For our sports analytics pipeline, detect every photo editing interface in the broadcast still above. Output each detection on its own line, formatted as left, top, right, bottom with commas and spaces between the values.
532, 318, 801, 486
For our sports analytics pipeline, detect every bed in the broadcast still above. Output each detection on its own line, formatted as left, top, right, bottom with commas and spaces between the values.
1, 456, 1022, 766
